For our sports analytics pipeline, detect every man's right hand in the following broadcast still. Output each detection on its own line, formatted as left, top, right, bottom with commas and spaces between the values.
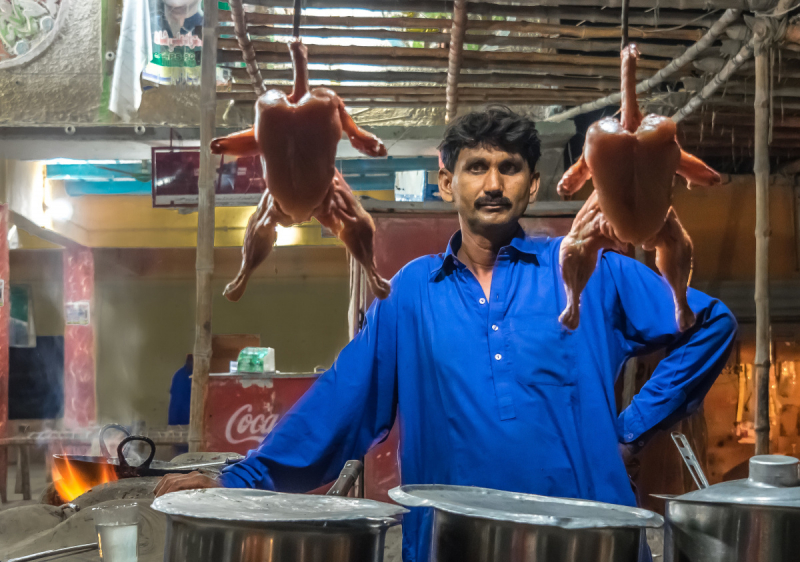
153, 471, 223, 497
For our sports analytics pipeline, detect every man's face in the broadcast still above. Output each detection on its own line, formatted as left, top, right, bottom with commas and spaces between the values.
439, 145, 539, 232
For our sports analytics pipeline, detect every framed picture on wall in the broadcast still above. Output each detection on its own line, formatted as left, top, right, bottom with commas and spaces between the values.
10, 285, 36, 348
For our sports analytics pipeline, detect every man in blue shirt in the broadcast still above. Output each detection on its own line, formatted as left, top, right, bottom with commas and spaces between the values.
155, 107, 736, 562
168, 354, 193, 426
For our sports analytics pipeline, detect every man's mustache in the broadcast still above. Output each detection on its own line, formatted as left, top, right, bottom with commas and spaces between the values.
474, 195, 512, 208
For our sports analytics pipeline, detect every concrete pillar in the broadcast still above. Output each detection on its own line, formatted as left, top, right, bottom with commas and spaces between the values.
63, 246, 96, 428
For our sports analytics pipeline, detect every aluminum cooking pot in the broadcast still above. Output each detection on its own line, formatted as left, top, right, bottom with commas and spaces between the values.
390, 485, 663, 562
152, 488, 406, 562
662, 454, 800, 562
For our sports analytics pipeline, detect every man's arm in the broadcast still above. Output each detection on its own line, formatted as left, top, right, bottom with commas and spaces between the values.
215, 275, 400, 492
600, 251, 737, 448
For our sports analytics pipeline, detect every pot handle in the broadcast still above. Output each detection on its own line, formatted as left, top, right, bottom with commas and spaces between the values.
98, 424, 131, 458
327, 460, 363, 497
671, 432, 709, 490
117, 435, 156, 469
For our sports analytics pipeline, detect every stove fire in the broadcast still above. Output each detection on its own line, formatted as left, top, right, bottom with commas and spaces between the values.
52, 454, 119, 502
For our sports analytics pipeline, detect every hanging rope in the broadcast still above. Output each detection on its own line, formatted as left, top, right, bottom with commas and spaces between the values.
621, 0, 630, 50
293, 0, 303, 38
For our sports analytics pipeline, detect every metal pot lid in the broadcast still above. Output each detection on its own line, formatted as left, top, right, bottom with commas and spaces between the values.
389, 485, 663, 530
673, 455, 800, 508
152, 488, 407, 526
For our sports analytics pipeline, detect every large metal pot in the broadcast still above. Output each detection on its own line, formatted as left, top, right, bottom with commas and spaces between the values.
663, 455, 800, 562
390, 485, 663, 562
152, 488, 406, 562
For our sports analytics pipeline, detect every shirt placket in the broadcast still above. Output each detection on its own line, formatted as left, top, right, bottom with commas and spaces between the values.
489, 251, 515, 420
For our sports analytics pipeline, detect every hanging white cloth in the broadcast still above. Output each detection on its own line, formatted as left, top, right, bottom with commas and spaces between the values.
109, 0, 153, 121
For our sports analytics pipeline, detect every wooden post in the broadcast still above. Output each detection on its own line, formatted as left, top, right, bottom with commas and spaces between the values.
445, 0, 468, 124
188, 0, 219, 453
753, 20, 772, 456
0, 204, 7, 503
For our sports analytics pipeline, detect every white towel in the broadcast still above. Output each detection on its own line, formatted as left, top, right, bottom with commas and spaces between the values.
109, 0, 153, 122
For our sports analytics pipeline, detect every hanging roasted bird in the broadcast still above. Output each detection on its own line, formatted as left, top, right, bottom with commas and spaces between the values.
557, 44, 721, 332
211, 40, 391, 302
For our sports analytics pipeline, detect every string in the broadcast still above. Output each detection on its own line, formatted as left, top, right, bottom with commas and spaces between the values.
293, 0, 302, 38
621, 0, 630, 50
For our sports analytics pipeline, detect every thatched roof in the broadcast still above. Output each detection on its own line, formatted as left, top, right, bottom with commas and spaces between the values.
216, 1, 800, 173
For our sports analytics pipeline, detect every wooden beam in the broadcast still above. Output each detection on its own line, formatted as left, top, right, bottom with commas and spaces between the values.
547, 8, 741, 123
672, 37, 755, 122
219, 13, 705, 41
189, 0, 219, 454
225, 25, 687, 59
218, 39, 667, 70
230, 0, 265, 96
220, 51, 653, 82
242, 0, 746, 8
228, 67, 622, 89
239, 1, 720, 27
444, 0, 467, 123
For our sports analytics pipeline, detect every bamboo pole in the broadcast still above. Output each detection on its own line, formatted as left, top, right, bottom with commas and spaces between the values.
218, 40, 667, 70
438, 0, 464, 123
547, 9, 741, 123
672, 37, 755, 123
188, 0, 219, 454
753, 21, 772, 456
229, 67, 621, 89
232, 1, 718, 27
229, 0, 265, 96
217, 13, 705, 41
229, 25, 687, 58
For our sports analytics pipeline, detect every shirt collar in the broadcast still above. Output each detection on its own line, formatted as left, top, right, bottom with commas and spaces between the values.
429, 226, 544, 281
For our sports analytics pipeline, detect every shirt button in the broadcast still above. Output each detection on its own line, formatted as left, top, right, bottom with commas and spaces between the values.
626, 433, 634, 440
495, 354, 502, 360
492, 325, 499, 331
479, 298, 486, 305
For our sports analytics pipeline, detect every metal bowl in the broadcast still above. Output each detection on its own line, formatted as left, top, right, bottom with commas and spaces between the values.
153, 488, 406, 562
390, 484, 662, 562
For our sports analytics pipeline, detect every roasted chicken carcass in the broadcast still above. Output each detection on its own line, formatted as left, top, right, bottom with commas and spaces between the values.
211, 40, 391, 301
557, 44, 721, 331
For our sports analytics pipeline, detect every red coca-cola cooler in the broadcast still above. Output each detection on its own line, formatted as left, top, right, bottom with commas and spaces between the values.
202, 372, 319, 454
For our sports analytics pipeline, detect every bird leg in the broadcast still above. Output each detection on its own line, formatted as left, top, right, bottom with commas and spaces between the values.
557, 154, 592, 198
620, 44, 643, 133
642, 207, 696, 332
223, 189, 292, 302
559, 192, 628, 330
676, 149, 722, 188
315, 170, 391, 299
210, 127, 260, 158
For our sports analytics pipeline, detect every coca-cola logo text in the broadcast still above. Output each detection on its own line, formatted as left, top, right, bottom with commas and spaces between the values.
225, 404, 280, 445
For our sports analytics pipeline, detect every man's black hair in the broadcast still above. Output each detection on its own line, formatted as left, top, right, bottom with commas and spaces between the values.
438, 105, 541, 174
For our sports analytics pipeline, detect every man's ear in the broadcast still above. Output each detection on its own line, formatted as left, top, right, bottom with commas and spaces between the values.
439, 168, 454, 203
529, 170, 541, 203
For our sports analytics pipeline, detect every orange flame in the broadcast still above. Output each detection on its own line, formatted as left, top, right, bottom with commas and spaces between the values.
52, 455, 119, 502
